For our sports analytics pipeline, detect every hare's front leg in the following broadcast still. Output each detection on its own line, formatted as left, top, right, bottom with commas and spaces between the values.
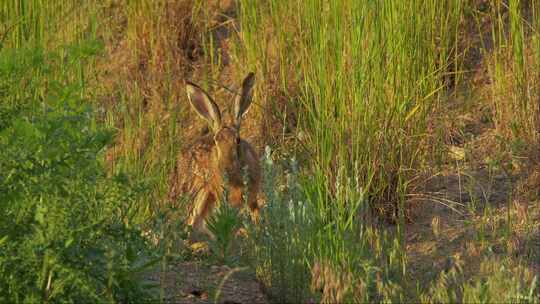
247, 178, 260, 223
189, 190, 216, 240
228, 185, 244, 208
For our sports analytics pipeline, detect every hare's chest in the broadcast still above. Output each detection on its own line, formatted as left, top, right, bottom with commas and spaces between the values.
186, 140, 220, 183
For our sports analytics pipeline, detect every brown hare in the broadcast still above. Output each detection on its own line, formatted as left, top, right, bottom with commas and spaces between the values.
168, 73, 260, 238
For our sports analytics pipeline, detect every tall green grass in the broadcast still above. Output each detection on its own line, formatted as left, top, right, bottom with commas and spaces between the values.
0, 0, 100, 49
237, 0, 462, 218
235, 0, 463, 301
489, 0, 540, 151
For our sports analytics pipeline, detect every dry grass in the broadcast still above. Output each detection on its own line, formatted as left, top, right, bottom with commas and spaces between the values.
2, 0, 540, 302
97, 1, 207, 167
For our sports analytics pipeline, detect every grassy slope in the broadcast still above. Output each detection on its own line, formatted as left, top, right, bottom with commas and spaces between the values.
1, 0, 539, 303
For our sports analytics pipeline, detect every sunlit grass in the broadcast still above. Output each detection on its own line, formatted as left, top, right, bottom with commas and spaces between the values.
1, 0, 539, 303
235, 1, 462, 300
488, 0, 539, 151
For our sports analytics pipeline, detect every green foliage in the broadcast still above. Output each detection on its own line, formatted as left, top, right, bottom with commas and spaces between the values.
244, 147, 406, 303
0, 43, 157, 303
237, 0, 463, 220
206, 201, 241, 264
488, 0, 540, 148
243, 147, 313, 303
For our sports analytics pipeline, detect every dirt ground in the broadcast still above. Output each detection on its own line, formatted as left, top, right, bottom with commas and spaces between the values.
406, 167, 540, 285
144, 261, 267, 304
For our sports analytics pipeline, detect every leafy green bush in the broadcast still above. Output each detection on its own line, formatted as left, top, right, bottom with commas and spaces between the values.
243, 148, 313, 303
243, 147, 406, 303
0, 43, 157, 303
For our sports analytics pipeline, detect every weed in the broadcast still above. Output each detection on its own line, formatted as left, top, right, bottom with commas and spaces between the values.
0, 42, 158, 303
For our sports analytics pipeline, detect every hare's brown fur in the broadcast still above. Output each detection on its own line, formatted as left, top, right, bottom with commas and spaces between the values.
168, 73, 260, 237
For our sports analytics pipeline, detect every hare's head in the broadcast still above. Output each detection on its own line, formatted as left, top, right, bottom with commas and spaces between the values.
185, 73, 255, 173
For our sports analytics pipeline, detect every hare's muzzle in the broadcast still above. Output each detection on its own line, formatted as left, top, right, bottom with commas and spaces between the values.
214, 128, 241, 169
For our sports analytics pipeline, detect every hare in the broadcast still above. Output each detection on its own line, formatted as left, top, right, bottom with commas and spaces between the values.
168, 73, 260, 238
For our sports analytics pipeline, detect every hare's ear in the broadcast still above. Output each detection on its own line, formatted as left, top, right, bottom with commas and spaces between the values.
186, 81, 221, 132
233, 72, 255, 127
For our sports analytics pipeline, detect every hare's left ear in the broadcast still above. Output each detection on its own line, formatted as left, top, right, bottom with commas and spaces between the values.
186, 81, 222, 132
233, 72, 255, 128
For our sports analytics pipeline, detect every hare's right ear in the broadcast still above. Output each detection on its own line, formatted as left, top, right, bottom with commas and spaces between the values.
186, 81, 221, 132
233, 72, 255, 128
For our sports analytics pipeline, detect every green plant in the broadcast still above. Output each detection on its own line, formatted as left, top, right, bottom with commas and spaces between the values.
242, 147, 313, 303
244, 147, 407, 303
236, 0, 463, 222
206, 199, 242, 264
487, 0, 539, 151
0, 43, 158, 303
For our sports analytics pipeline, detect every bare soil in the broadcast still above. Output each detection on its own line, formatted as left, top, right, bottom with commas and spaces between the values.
145, 262, 267, 304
